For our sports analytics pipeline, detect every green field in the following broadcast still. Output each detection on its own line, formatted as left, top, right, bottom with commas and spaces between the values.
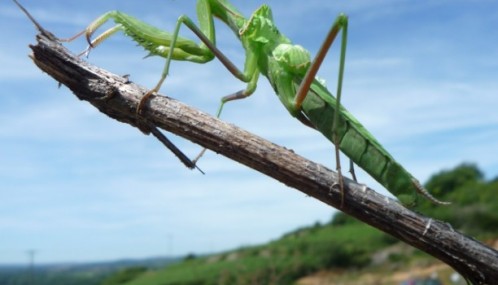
100, 163, 498, 285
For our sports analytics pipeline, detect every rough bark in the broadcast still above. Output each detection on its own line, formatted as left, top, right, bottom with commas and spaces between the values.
28, 31, 498, 284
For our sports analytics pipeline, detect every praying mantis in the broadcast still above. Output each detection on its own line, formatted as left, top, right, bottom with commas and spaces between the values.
16, 0, 450, 206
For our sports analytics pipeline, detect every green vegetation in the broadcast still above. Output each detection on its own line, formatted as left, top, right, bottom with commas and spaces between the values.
102, 267, 148, 285
418, 163, 498, 238
2, 163, 495, 285
114, 163, 498, 285
121, 223, 392, 285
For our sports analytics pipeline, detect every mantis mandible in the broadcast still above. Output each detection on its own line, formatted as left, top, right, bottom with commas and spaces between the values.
34, 0, 451, 206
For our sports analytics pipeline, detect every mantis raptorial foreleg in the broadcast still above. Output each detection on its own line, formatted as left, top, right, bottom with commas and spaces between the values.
75, 0, 260, 163
293, 14, 349, 206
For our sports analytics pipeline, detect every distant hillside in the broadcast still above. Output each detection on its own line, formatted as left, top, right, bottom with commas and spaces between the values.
0, 256, 181, 285
106, 163, 498, 285
3, 163, 495, 285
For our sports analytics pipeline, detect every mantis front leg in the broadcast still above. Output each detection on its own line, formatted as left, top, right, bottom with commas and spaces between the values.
294, 14, 349, 207
74, 0, 259, 163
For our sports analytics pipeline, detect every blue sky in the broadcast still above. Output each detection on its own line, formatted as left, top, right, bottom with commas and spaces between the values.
1, 0, 498, 264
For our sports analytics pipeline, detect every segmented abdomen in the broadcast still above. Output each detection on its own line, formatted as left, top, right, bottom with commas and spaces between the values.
300, 86, 449, 205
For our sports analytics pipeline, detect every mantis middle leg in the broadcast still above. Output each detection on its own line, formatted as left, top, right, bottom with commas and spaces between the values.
148, 2, 261, 163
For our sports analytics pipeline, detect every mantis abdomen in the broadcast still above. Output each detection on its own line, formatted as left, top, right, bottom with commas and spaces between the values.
301, 85, 449, 206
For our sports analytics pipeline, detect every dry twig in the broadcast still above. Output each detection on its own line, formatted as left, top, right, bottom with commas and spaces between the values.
26, 27, 498, 284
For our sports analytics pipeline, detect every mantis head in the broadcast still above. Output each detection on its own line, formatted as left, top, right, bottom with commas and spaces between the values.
239, 5, 279, 47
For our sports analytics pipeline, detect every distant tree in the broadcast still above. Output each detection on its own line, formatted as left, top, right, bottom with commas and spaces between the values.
101, 267, 147, 285
330, 212, 358, 226
425, 163, 483, 196
184, 253, 197, 261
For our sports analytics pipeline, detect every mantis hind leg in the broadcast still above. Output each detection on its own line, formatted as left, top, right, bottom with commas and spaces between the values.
293, 14, 349, 206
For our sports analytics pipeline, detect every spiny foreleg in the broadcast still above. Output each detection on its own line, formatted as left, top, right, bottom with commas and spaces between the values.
59, 11, 124, 57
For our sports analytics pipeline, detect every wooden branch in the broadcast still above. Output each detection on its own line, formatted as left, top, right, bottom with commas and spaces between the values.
28, 32, 498, 284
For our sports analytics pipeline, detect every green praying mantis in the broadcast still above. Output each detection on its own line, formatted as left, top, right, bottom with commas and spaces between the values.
15, 0, 450, 207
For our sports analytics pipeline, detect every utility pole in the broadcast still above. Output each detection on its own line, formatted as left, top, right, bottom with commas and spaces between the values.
27, 249, 36, 285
